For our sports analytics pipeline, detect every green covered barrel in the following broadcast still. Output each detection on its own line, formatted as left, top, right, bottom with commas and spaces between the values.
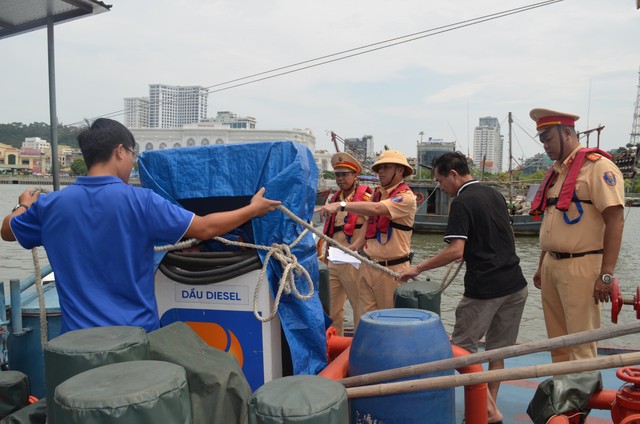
53, 360, 191, 423
44, 326, 150, 423
0, 371, 30, 419
147, 322, 251, 424
394, 279, 442, 315
248, 375, 348, 424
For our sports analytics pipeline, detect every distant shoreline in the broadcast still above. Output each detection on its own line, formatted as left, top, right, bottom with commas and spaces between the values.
0, 175, 141, 186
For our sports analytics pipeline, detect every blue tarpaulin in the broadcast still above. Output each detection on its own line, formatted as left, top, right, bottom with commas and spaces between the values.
138, 141, 327, 376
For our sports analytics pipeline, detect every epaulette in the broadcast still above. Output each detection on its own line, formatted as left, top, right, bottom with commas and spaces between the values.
586, 152, 602, 161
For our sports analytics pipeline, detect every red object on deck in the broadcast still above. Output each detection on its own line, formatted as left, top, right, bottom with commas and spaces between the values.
319, 346, 351, 380
451, 344, 489, 424
611, 367, 640, 423
326, 327, 353, 362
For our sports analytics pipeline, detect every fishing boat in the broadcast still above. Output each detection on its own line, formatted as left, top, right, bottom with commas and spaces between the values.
409, 180, 541, 236
410, 112, 542, 236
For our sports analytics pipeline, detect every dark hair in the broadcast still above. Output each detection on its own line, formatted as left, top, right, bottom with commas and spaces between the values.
77, 118, 136, 169
433, 151, 471, 177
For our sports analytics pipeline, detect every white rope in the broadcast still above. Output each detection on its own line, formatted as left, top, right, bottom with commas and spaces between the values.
154, 238, 200, 252
31, 248, 47, 350
436, 260, 464, 294
153, 204, 430, 321
277, 205, 401, 279
155, 225, 315, 322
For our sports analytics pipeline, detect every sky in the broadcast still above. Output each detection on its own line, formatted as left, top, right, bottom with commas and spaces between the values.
1, 0, 639, 169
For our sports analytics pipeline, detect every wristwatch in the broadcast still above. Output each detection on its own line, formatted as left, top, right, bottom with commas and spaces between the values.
600, 273, 614, 284
11, 203, 28, 213
339, 201, 347, 212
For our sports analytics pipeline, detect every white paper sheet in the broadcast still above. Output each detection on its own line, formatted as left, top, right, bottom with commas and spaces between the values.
327, 246, 361, 269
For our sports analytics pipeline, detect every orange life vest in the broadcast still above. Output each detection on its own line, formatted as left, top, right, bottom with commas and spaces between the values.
529, 147, 611, 221
323, 184, 372, 237
365, 183, 414, 240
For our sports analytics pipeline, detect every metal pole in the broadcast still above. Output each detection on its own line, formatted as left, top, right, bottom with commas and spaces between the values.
47, 17, 60, 191
9, 279, 24, 335
508, 112, 513, 204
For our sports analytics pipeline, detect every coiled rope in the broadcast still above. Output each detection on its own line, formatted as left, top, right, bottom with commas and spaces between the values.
156, 204, 463, 319
155, 220, 315, 322
276, 205, 402, 279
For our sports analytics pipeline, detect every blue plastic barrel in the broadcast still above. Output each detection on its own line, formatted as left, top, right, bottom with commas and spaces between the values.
348, 309, 455, 423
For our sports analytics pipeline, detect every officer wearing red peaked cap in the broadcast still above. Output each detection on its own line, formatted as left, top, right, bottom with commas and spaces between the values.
530, 108, 580, 136
529, 106, 625, 364
331, 152, 362, 174
530, 108, 581, 162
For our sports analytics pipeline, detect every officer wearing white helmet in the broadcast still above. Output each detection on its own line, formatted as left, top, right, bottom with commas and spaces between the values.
320, 149, 416, 313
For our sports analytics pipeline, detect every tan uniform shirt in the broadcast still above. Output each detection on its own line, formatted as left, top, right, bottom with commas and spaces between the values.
540, 144, 625, 253
364, 181, 416, 260
331, 187, 371, 245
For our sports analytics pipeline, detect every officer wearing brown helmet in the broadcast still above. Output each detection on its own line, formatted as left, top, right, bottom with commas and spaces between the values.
529, 108, 625, 363
323, 152, 372, 335
321, 150, 416, 314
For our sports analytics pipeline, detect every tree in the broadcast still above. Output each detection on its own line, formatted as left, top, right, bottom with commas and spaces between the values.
70, 158, 87, 176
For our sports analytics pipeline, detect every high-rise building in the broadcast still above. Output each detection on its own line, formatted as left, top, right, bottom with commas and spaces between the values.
124, 97, 150, 128
473, 116, 503, 174
148, 84, 208, 128
129, 84, 208, 128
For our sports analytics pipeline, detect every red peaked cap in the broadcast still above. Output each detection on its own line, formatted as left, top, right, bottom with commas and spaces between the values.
530, 108, 580, 135
331, 152, 362, 174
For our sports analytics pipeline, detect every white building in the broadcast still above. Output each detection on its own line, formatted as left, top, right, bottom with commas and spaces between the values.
149, 84, 208, 128
187, 111, 257, 129
314, 150, 333, 174
130, 127, 316, 155
23, 137, 50, 152
473, 117, 503, 174
124, 97, 150, 128
142, 84, 208, 128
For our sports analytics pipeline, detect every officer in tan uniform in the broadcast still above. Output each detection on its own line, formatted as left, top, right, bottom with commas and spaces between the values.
321, 150, 416, 314
529, 108, 625, 363
323, 152, 372, 335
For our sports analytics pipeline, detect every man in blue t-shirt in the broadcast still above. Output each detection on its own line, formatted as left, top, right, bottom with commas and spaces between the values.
399, 151, 527, 424
1, 118, 280, 334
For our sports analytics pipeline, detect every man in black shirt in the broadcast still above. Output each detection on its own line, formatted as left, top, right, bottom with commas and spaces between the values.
399, 151, 528, 424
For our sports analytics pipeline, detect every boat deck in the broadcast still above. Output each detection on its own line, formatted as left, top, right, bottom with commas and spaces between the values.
455, 349, 626, 423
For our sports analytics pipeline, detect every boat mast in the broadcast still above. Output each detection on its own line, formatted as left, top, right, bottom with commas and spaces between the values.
508, 112, 513, 204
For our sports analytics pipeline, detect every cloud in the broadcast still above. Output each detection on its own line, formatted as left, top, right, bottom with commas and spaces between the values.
1, 0, 638, 166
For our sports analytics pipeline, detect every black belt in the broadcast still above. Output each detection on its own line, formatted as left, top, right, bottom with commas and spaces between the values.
548, 249, 603, 260
369, 255, 411, 267
333, 223, 363, 233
